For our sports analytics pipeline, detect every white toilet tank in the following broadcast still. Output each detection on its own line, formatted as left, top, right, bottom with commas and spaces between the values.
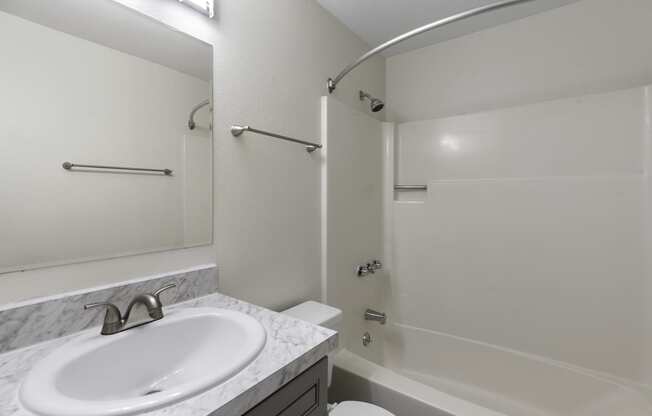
282, 301, 342, 385
282, 301, 396, 416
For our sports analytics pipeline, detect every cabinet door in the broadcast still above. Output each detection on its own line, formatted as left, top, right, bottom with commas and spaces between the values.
243, 357, 328, 416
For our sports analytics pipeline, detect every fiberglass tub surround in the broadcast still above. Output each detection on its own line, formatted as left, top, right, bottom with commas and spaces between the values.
323, 23, 652, 413
323, 86, 652, 416
382, 85, 652, 414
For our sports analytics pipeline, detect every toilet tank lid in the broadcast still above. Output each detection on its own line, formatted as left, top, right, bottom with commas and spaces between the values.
282, 301, 342, 327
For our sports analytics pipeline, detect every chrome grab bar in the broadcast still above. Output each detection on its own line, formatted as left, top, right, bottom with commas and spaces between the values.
62, 162, 173, 176
231, 125, 322, 153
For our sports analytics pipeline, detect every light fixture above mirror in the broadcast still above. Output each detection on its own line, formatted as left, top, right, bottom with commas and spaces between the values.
178, 0, 214, 18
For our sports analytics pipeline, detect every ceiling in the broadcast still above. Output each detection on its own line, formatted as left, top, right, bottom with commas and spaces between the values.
316, 0, 579, 57
0, 0, 212, 81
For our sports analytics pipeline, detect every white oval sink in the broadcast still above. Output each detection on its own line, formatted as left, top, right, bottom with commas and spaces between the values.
20, 307, 266, 416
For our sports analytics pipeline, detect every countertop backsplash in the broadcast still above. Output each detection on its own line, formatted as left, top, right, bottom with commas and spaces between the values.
0, 265, 218, 354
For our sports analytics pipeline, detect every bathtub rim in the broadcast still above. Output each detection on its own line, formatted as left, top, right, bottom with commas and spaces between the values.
333, 348, 508, 416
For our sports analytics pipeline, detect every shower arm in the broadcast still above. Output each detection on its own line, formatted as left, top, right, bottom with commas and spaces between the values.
327, 0, 536, 93
188, 99, 211, 130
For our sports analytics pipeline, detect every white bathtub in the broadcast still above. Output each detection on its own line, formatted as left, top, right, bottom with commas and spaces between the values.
330, 349, 505, 416
329, 323, 652, 416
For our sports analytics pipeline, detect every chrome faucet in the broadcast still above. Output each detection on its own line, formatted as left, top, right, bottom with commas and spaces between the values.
364, 308, 387, 325
84, 283, 176, 335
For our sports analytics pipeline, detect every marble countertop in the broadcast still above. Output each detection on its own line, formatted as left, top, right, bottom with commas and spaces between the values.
0, 292, 338, 416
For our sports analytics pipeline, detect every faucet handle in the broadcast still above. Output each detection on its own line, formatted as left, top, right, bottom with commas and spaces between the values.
84, 302, 124, 335
84, 302, 122, 318
153, 283, 176, 299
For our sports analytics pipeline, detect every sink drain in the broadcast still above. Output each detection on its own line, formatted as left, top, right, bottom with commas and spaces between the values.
143, 389, 162, 396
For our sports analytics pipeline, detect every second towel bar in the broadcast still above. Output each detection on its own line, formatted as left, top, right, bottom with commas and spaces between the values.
62, 162, 173, 176
231, 125, 322, 153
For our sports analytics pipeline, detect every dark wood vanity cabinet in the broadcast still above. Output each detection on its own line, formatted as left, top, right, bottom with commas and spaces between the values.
243, 358, 328, 416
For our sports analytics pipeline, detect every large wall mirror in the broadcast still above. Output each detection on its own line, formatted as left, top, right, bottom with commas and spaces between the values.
0, 0, 213, 274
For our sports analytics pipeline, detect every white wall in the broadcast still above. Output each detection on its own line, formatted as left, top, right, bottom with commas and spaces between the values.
384, 0, 652, 391
0, 0, 385, 308
386, 0, 652, 122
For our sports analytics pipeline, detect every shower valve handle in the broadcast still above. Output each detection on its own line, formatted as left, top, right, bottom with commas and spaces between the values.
357, 264, 371, 277
356, 259, 383, 277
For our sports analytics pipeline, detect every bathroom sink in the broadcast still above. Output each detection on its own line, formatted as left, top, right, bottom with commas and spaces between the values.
20, 307, 267, 416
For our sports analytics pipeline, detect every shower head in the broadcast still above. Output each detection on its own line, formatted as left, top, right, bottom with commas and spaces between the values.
359, 90, 385, 113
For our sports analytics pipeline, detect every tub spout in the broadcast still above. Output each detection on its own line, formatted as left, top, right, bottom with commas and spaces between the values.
365, 309, 387, 325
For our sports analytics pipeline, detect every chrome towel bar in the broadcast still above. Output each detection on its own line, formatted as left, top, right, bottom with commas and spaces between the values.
62, 162, 173, 176
394, 185, 427, 191
231, 125, 322, 153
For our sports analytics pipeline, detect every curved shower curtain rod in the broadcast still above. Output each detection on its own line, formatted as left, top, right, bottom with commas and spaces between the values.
327, 0, 536, 93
